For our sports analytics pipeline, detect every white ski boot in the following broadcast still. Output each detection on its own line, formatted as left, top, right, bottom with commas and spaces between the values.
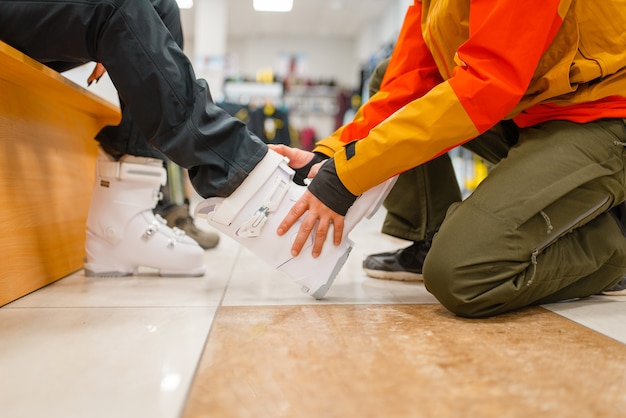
84, 152, 206, 277
194, 150, 396, 299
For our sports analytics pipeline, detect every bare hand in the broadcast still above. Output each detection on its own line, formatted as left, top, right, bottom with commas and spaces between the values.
277, 189, 345, 258
87, 63, 107, 86
268, 144, 324, 179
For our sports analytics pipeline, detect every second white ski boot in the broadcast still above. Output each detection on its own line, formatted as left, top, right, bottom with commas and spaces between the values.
84, 153, 206, 277
194, 149, 396, 298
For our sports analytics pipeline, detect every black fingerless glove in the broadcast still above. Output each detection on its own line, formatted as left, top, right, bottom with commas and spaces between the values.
293, 152, 328, 185
307, 158, 358, 216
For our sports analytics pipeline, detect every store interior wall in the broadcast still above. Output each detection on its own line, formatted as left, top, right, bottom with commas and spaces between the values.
226, 36, 357, 91
63, 0, 409, 101
355, 0, 411, 65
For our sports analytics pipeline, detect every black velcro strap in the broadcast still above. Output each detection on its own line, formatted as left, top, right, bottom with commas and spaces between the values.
345, 141, 356, 160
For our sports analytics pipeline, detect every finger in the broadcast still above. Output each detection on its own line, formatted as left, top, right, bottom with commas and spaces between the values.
87, 71, 99, 85
276, 196, 308, 237
291, 215, 317, 256
267, 143, 285, 152
332, 216, 345, 246
94, 63, 107, 78
311, 220, 332, 258
267, 144, 283, 154
268, 144, 298, 167
270, 146, 314, 169
87, 63, 106, 85
308, 161, 324, 178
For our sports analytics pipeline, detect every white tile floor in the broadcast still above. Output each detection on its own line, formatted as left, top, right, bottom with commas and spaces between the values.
1, 208, 624, 418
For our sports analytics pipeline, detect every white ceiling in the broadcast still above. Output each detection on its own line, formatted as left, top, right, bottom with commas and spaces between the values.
181, 0, 389, 40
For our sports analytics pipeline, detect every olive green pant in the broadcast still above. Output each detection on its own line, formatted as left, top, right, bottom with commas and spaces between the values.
381, 154, 461, 242
422, 119, 626, 317
381, 121, 517, 242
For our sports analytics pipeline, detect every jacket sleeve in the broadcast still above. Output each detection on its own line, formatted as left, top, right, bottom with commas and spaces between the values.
314, 0, 568, 196
314, 1, 442, 158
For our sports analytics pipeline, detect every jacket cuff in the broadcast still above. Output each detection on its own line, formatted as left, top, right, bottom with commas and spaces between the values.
308, 158, 358, 216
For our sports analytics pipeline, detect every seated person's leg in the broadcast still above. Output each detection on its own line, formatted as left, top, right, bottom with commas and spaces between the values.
0, 0, 267, 199
85, 149, 206, 277
155, 161, 220, 250
97, 105, 220, 250
0, 0, 380, 296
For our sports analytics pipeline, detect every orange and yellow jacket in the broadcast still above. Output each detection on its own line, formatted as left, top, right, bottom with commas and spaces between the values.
313, 0, 626, 196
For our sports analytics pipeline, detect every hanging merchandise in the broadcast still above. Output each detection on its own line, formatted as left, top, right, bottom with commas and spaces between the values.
360, 41, 395, 102
249, 101, 292, 146
217, 101, 251, 124
298, 126, 317, 151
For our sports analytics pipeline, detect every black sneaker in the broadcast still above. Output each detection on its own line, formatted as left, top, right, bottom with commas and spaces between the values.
362, 240, 431, 281
601, 275, 626, 296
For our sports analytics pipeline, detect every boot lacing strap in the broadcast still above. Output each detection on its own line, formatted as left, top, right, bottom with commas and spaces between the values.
236, 177, 289, 238
167, 227, 187, 248
99, 159, 166, 185
143, 214, 187, 248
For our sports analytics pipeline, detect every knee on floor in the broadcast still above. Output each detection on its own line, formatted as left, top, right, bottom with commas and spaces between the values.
423, 251, 499, 319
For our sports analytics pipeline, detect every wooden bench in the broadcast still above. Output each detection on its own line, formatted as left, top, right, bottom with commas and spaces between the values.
0, 41, 121, 306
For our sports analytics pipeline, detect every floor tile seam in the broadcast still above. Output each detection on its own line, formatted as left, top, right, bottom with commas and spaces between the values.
0, 305, 220, 310
214, 303, 608, 319
216, 242, 244, 303
180, 309, 227, 416
213, 303, 604, 328
544, 309, 626, 346
177, 246, 241, 416
217, 301, 442, 309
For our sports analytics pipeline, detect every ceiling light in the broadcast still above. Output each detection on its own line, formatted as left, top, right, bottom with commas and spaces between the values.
176, 0, 193, 9
253, 0, 293, 12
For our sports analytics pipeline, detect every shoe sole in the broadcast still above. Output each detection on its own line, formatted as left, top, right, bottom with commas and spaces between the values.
363, 268, 424, 282
84, 269, 135, 278
84, 267, 206, 278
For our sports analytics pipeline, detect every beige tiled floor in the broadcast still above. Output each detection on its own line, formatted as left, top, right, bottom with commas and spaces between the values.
1, 208, 625, 418
183, 304, 626, 418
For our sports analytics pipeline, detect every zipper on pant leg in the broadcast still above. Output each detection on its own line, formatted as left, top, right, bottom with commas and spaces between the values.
527, 195, 610, 286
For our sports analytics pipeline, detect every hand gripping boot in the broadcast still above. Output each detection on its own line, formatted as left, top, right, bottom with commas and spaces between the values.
84, 153, 206, 277
194, 150, 397, 299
